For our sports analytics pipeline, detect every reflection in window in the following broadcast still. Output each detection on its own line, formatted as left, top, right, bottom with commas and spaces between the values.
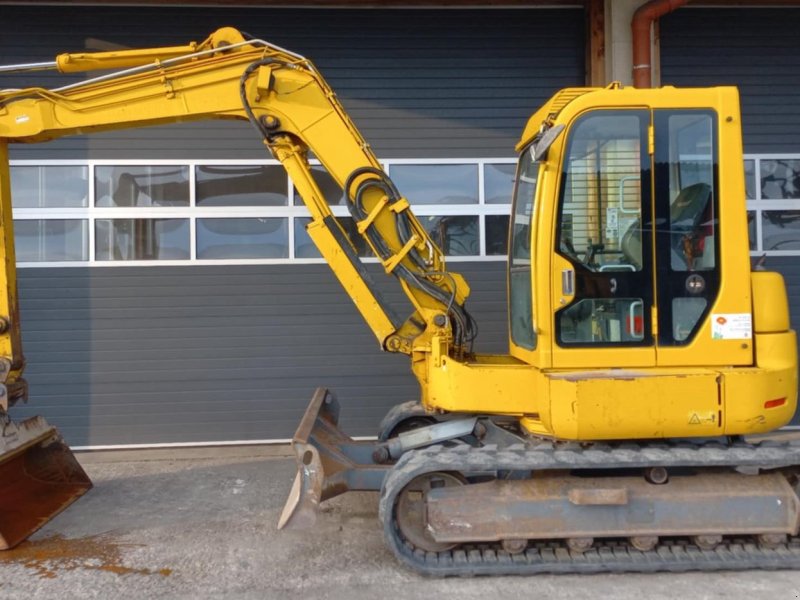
762, 210, 800, 251
761, 159, 800, 200
294, 217, 372, 259
95, 166, 190, 207
744, 159, 756, 200
197, 218, 288, 259
673, 298, 707, 342
560, 298, 645, 343
509, 148, 537, 350
558, 113, 643, 271
391, 164, 478, 205
196, 166, 287, 206
96, 219, 189, 260
420, 215, 479, 256
11, 166, 89, 208
747, 210, 757, 251
484, 164, 515, 204
486, 215, 509, 256
14, 220, 88, 262
293, 164, 343, 206
294, 218, 319, 259
665, 114, 715, 272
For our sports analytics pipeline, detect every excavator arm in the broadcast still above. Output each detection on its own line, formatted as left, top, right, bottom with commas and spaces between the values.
0, 27, 474, 357
0, 27, 477, 548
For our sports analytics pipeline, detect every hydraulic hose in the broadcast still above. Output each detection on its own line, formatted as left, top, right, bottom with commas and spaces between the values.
344, 167, 477, 351
239, 58, 280, 139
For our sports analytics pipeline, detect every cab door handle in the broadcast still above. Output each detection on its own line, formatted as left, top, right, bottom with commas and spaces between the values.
561, 269, 574, 296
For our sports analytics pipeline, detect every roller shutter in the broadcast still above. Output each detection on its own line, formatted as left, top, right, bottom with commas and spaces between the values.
5, 4, 585, 160
4, 4, 585, 445
661, 7, 800, 154
0, 5, 584, 446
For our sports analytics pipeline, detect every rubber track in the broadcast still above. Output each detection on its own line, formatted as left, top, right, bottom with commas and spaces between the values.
378, 440, 800, 576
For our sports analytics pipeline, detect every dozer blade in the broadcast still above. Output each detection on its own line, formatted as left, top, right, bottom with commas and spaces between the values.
278, 387, 389, 531
0, 415, 92, 549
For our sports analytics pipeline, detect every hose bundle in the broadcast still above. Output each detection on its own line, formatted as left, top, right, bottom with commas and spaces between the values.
344, 167, 477, 353
240, 59, 477, 354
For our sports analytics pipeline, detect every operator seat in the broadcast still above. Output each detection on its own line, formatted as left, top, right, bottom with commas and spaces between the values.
619, 182, 712, 271
669, 182, 712, 270
621, 217, 643, 270
670, 183, 712, 232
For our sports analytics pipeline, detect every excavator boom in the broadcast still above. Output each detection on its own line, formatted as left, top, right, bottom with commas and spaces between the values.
0, 27, 471, 548
0, 27, 473, 356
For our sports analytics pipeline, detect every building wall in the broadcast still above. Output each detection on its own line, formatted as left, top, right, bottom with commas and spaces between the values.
11, 263, 507, 446
9, 3, 798, 445
661, 7, 800, 154
5, 4, 586, 160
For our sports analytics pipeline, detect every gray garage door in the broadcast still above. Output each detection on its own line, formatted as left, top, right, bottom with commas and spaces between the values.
5, 4, 584, 160
5, 5, 586, 446
661, 7, 800, 154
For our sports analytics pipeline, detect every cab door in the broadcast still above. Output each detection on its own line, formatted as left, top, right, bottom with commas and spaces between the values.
653, 110, 720, 354
651, 108, 752, 368
550, 110, 656, 369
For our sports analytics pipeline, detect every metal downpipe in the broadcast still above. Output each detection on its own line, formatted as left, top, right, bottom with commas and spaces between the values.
632, 0, 689, 88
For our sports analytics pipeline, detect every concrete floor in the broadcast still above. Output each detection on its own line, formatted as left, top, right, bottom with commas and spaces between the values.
2, 446, 800, 600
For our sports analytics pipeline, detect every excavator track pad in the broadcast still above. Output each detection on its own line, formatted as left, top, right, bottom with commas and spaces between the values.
379, 441, 800, 575
280, 393, 800, 575
0, 414, 91, 549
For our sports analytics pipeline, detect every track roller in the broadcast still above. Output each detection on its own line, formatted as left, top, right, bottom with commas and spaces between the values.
758, 533, 788, 549
566, 537, 594, 554
629, 536, 659, 552
692, 535, 722, 550
501, 539, 527, 554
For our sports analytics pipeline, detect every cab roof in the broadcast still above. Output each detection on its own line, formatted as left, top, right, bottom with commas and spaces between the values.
516, 84, 740, 152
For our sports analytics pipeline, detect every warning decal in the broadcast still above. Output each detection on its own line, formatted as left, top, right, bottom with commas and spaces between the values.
711, 313, 752, 340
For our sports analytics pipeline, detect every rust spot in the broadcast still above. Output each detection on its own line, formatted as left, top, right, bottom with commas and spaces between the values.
0, 533, 172, 579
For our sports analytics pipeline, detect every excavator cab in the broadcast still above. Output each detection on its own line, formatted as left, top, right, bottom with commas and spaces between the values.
281, 85, 799, 573
536, 103, 726, 362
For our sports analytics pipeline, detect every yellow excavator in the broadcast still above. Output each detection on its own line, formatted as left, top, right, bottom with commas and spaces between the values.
1, 28, 798, 574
